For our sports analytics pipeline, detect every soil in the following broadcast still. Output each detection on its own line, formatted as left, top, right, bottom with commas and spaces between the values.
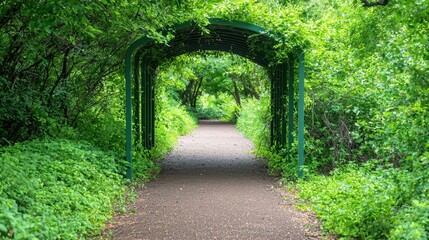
109, 120, 322, 239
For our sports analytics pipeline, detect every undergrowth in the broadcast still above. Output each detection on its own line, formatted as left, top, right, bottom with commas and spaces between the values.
0, 139, 127, 239
297, 158, 429, 239
237, 85, 428, 239
196, 93, 238, 122
0, 98, 196, 239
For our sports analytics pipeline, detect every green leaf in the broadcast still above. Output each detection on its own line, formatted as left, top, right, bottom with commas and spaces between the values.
0, 223, 8, 233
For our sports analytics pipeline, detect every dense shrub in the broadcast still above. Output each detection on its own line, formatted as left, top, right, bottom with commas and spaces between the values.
236, 94, 271, 151
297, 159, 429, 239
153, 98, 198, 158
0, 79, 197, 239
196, 93, 238, 122
237, 94, 303, 178
293, 1, 429, 238
0, 139, 126, 239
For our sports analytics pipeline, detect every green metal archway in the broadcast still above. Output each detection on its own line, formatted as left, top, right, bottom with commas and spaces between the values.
125, 19, 305, 179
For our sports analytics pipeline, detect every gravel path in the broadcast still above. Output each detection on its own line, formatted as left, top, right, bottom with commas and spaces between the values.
110, 120, 320, 239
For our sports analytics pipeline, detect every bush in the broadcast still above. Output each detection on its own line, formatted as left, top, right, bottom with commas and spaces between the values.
390, 199, 429, 240
196, 93, 238, 122
0, 139, 126, 239
153, 90, 198, 159
297, 161, 429, 239
236, 94, 271, 152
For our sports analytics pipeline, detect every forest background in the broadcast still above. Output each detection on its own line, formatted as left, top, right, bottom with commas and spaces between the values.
0, 0, 428, 239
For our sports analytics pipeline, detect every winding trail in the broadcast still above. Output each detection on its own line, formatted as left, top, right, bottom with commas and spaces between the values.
110, 121, 320, 239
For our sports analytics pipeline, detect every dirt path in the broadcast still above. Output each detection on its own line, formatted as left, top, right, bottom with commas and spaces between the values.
110, 121, 320, 239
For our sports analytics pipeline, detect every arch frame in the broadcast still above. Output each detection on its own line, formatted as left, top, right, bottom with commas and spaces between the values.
125, 19, 305, 179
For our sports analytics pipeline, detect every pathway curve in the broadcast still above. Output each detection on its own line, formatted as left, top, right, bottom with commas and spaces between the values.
110, 120, 320, 239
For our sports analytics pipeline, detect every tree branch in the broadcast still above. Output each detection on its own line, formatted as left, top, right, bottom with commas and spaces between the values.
0, 2, 22, 28
361, 0, 389, 7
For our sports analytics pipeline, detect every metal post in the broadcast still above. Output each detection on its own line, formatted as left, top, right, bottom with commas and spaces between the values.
287, 56, 294, 162
134, 55, 141, 144
125, 52, 133, 180
273, 67, 282, 150
143, 64, 150, 149
149, 70, 155, 148
141, 62, 147, 146
140, 63, 156, 150
297, 49, 305, 178
281, 62, 287, 148
270, 71, 275, 147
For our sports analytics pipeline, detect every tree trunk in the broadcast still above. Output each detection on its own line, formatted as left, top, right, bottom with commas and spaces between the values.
232, 78, 241, 106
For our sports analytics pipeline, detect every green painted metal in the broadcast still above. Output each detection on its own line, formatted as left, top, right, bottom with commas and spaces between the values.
125, 19, 305, 180
298, 49, 305, 178
126, 37, 152, 180
159, 19, 273, 67
271, 66, 282, 150
288, 56, 295, 162
149, 70, 155, 148
125, 52, 133, 180
139, 61, 144, 144
209, 18, 266, 33
141, 63, 148, 147
134, 54, 141, 144
270, 74, 275, 147
272, 68, 278, 149
281, 62, 287, 147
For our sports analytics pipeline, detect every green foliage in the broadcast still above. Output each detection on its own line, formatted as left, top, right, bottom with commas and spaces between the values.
0, 139, 126, 239
293, 1, 429, 237
0, 0, 134, 144
131, 145, 161, 182
298, 167, 395, 239
196, 93, 237, 121
157, 52, 268, 121
153, 102, 198, 158
390, 199, 429, 240
1, 0, 427, 238
228, 0, 428, 238
301, 0, 429, 168
236, 94, 271, 153
69, 75, 126, 153
152, 72, 198, 159
297, 160, 429, 239
210, 0, 307, 55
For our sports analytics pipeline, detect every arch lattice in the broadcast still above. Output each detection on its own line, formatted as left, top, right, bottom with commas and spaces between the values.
125, 19, 305, 179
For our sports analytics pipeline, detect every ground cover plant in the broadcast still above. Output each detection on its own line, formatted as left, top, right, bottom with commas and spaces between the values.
0, 139, 126, 238
297, 162, 429, 239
